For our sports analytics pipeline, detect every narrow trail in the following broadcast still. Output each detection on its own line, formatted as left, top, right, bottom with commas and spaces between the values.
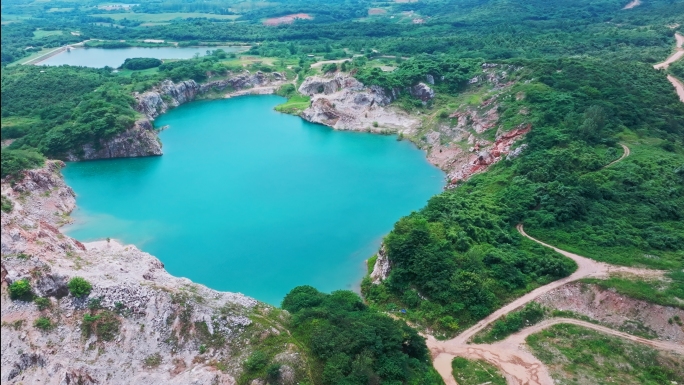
654, 32, 684, 102
502, 318, 684, 355
667, 74, 684, 102
605, 143, 630, 168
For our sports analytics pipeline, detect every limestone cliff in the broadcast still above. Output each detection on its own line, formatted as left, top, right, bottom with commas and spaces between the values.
299, 73, 419, 131
1, 162, 308, 385
68, 71, 284, 161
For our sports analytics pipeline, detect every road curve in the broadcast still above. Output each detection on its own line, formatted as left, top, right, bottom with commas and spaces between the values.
605, 143, 630, 168
501, 317, 684, 355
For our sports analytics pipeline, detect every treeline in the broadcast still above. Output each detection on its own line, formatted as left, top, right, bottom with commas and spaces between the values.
364, 58, 684, 335
282, 286, 441, 384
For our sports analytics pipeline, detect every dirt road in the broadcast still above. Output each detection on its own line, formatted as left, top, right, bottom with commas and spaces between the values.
605, 143, 630, 168
502, 318, 684, 354
428, 214, 666, 384
654, 33, 683, 70
667, 74, 684, 102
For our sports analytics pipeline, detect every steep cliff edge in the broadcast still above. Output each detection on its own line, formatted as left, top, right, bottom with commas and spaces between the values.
68, 71, 285, 161
1, 162, 308, 385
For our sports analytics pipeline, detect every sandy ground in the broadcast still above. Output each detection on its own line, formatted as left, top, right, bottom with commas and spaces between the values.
623, 0, 641, 9
667, 74, 684, 102
654, 33, 684, 70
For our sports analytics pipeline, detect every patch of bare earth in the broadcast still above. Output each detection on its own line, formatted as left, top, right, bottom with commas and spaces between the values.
368, 8, 387, 15
535, 282, 684, 343
623, 0, 641, 9
263, 13, 312, 26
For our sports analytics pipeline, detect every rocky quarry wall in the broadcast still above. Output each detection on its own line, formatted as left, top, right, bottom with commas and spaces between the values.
1, 162, 306, 385
68, 71, 285, 161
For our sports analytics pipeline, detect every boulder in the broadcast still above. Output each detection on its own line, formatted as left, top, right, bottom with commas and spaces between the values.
35, 273, 69, 298
409, 82, 435, 102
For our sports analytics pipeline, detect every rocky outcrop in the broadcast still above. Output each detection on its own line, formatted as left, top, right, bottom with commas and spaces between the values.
409, 82, 435, 102
370, 246, 391, 283
1, 162, 308, 385
137, 72, 274, 120
68, 71, 284, 161
299, 74, 418, 132
67, 119, 162, 161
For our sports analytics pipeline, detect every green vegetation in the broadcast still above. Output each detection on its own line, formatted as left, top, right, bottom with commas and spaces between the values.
527, 323, 684, 385
274, 94, 310, 115
1, 195, 13, 213
68, 277, 92, 297
9, 279, 32, 300
451, 357, 506, 385
82, 310, 121, 341
143, 353, 162, 368
1, 149, 45, 180
121, 57, 162, 70
33, 316, 54, 331
282, 286, 441, 384
365, 57, 684, 335
472, 303, 546, 344
34, 297, 52, 311
582, 273, 684, 309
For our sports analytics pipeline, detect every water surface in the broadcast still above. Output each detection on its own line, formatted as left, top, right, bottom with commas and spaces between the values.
63, 95, 444, 304
41, 45, 241, 68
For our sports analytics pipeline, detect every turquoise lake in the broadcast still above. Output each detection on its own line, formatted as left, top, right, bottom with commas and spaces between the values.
62, 95, 444, 304
40, 46, 242, 68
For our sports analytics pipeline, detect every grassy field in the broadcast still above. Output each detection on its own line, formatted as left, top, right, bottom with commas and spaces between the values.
7, 47, 61, 67
582, 273, 684, 310
451, 357, 507, 385
33, 29, 63, 38
527, 323, 684, 385
274, 95, 310, 115
91, 12, 240, 22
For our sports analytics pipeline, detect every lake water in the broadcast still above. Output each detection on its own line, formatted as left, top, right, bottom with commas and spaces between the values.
62, 95, 444, 304
40, 46, 241, 68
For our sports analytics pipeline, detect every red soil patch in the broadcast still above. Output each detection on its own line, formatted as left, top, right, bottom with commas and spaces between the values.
368, 8, 387, 15
263, 13, 312, 26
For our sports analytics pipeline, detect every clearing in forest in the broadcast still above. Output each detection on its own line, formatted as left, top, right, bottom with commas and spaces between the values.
263, 13, 312, 26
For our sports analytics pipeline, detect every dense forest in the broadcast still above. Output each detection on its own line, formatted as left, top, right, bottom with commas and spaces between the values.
281, 286, 440, 384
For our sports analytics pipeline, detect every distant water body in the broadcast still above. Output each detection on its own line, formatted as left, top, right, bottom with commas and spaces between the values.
40, 46, 241, 68
62, 95, 444, 304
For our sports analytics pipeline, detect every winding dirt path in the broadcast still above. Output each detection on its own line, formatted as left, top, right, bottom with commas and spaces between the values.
605, 143, 630, 168
667, 74, 684, 102
427, 224, 665, 385
654, 32, 684, 70
502, 318, 684, 354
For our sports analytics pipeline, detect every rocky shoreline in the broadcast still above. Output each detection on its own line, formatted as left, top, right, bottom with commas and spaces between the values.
1, 161, 305, 384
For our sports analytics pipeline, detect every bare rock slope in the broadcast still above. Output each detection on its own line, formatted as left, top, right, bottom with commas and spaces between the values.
1, 162, 307, 385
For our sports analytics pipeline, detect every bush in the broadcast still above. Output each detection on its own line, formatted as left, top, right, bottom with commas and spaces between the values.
321, 63, 338, 73
9, 279, 32, 300
1, 149, 45, 180
68, 277, 92, 297
1, 195, 13, 213
34, 316, 53, 331
34, 297, 51, 311
244, 350, 269, 372
81, 311, 120, 341
143, 353, 162, 368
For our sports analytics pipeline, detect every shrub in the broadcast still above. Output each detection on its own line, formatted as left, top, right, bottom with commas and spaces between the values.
143, 353, 162, 368
9, 279, 32, 300
1, 149, 45, 180
82, 311, 120, 341
68, 277, 92, 297
1, 195, 13, 213
34, 316, 53, 331
244, 350, 269, 372
34, 297, 51, 311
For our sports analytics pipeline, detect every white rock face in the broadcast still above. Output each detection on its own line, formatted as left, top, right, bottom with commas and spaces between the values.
299, 74, 419, 132
0, 162, 304, 385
